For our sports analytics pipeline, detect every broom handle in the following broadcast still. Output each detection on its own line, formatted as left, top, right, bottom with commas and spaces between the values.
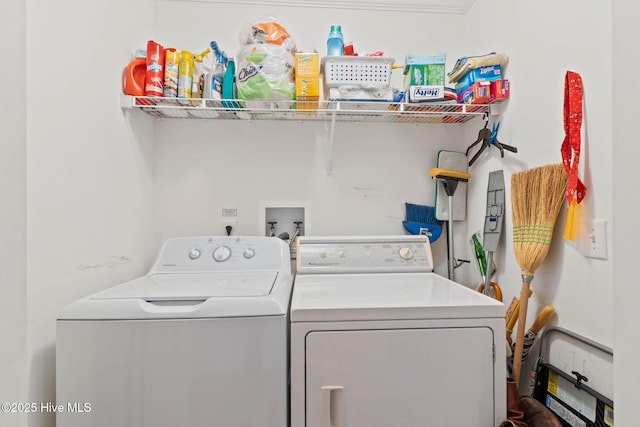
447, 194, 455, 280
512, 280, 531, 385
505, 288, 533, 344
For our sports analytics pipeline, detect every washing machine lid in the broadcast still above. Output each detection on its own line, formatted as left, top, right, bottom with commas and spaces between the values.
92, 271, 278, 300
58, 271, 293, 320
290, 272, 504, 322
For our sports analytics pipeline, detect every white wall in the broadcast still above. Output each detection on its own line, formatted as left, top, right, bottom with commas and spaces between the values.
24, 0, 157, 426
0, 1, 27, 427
612, 1, 640, 425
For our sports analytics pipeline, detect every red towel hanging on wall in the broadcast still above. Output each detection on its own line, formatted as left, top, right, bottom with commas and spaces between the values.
561, 71, 587, 241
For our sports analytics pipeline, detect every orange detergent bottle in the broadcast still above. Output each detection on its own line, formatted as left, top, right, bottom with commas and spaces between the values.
122, 56, 146, 96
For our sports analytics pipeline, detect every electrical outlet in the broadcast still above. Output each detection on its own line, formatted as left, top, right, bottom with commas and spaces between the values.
221, 207, 238, 236
222, 218, 237, 236
585, 219, 607, 260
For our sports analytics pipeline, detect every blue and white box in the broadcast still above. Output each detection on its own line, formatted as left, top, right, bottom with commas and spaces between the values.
455, 65, 502, 93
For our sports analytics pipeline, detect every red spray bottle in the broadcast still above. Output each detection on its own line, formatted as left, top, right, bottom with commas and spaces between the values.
145, 40, 165, 97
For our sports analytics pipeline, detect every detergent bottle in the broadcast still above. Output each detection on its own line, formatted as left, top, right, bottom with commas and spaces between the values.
204, 41, 228, 101
221, 57, 241, 110
222, 58, 236, 101
327, 25, 344, 56
122, 51, 146, 96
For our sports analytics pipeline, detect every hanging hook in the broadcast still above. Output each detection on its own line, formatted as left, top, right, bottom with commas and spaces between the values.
571, 370, 588, 390
488, 121, 518, 158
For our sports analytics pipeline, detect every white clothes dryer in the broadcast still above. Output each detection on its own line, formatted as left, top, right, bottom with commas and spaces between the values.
57, 236, 293, 427
290, 235, 506, 427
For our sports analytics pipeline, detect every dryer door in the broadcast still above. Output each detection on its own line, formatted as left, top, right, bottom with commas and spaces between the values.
305, 327, 496, 427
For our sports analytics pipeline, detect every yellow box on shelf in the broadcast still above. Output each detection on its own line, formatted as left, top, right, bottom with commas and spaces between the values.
295, 53, 320, 110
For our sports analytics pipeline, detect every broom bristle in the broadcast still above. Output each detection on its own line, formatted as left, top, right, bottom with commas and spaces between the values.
511, 164, 568, 274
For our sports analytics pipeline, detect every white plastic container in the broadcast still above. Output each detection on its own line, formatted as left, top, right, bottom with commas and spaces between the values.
322, 56, 395, 89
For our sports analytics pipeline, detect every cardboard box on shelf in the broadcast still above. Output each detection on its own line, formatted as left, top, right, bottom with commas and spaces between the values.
404, 54, 446, 103
404, 54, 446, 81
455, 65, 503, 93
457, 80, 492, 104
489, 79, 510, 103
404, 63, 446, 86
406, 85, 445, 102
295, 53, 320, 110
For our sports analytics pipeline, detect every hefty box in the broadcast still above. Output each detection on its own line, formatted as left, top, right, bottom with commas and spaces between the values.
406, 85, 445, 102
404, 54, 446, 102
295, 53, 320, 110
457, 80, 492, 104
455, 65, 503, 93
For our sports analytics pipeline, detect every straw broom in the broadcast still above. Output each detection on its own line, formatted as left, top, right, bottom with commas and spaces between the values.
510, 164, 567, 385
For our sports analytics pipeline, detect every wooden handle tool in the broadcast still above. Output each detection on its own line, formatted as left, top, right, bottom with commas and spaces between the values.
517, 305, 556, 367
505, 297, 518, 339
530, 305, 555, 334
505, 288, 533, 344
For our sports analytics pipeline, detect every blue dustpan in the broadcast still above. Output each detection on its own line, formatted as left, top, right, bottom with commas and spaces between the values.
402, 220, 443, 243
403, 203, 443, 243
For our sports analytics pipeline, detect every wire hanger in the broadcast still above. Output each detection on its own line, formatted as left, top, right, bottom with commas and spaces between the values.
465, 114, 518, 166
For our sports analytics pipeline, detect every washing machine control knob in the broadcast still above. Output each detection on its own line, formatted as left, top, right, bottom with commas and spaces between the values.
213, 245, 232, 262
398, 247, 413, 260
243, 248, 255, 259
188, 248, 201, 260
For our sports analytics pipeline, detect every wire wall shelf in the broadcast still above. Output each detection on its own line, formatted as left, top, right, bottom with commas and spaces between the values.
122, 95, 492, 124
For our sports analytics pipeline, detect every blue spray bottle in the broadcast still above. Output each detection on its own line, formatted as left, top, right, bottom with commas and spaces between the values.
204, 41, 228, 100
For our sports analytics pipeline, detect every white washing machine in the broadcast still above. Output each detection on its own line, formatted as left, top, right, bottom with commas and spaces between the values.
290, 235, 506, 427
56, 236, 293, 427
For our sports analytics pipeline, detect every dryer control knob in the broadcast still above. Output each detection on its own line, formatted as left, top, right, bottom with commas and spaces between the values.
398, 247, 413, 260
188, 248, 201, 260
243, 248, 255, 259
213, 245, 232, 262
